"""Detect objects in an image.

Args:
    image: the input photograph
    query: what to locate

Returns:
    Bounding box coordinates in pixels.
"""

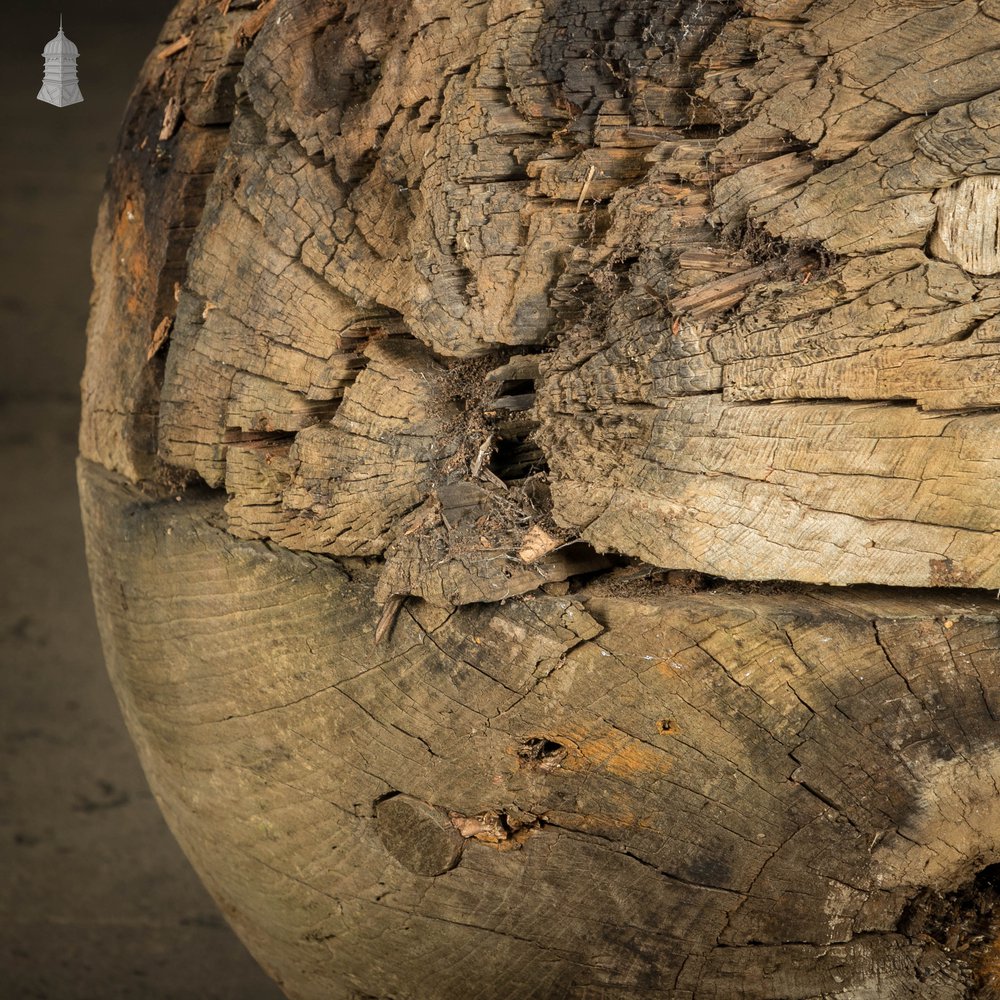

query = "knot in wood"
[375,794,464,877]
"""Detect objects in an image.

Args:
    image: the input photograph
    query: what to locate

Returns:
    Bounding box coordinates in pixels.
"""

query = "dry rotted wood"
[77,0,1000,996]
[109,0,1000,593]
[79,0,261,481]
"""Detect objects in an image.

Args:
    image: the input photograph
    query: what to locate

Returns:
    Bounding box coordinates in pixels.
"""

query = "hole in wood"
[517,737,566,763]
[488,433,546,481]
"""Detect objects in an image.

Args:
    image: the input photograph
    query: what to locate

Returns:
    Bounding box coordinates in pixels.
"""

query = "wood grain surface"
[78,0,1000,996]
[80,458,1000,999]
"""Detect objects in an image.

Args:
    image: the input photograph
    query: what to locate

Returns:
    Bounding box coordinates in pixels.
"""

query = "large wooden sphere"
[81,1,1000,997]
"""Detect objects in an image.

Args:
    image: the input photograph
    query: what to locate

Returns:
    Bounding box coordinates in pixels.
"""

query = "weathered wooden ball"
[80,1,1000,997]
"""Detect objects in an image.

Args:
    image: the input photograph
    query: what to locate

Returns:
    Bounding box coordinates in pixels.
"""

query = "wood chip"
[147,316,173,361]
[238,0,278,42]
[159,96,182,141]
[518,525,560,564]
[576,164,597,212]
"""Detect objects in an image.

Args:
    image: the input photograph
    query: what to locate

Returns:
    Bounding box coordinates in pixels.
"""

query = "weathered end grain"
[79,458,1000,1000]
[79,2,1000,996]
[116,0,1000,594]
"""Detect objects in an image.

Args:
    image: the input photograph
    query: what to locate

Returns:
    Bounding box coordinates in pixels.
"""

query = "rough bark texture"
[79,0,1000,997]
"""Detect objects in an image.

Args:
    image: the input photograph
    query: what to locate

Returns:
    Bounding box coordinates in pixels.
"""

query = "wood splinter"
[576,164,597,212]
[470,434,494,479]
[159,96,182,141]
[146,316,172,361]
[374,593,407,645]
[156,34,191,60]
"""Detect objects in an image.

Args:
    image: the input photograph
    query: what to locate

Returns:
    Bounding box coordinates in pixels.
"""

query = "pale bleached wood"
[931,176,1000,276]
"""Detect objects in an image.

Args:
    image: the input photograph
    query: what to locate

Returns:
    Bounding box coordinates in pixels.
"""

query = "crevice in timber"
[540,815,745,899]
[898,863,1000,997]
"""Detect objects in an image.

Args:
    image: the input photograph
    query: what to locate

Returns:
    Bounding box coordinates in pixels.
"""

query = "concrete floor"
[0,5,285,997]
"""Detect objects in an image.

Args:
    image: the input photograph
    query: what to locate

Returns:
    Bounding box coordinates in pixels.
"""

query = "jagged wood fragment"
[375,482,609,608]
[225,339,456,557]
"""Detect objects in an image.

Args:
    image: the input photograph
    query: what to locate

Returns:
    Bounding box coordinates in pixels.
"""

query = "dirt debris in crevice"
[899,863,1000,998]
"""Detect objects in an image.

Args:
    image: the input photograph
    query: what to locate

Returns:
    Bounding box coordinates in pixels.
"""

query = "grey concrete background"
[0,4,285,997]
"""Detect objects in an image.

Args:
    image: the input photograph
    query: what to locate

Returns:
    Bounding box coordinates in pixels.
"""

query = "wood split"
[477,467,508,492]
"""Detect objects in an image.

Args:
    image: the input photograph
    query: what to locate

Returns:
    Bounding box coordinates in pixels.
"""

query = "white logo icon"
[38,16,83,107]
